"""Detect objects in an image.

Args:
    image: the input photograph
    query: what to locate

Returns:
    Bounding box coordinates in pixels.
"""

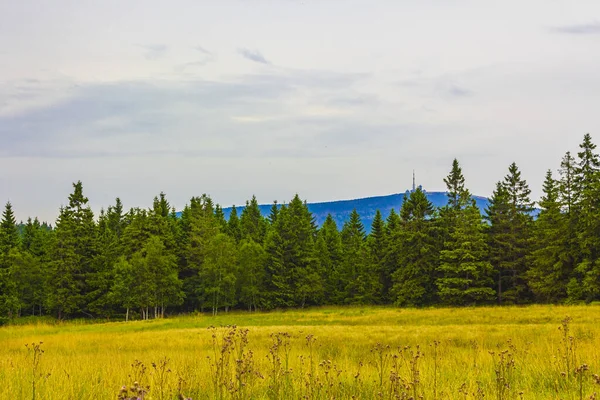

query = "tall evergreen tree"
[316,214,343,303]
[367,210,387,303]
[527,170,570,302]
[391,188,439,306]
[264,195,321,308]
[46,182,97,318]
[486,163,534,304]
[227,205,242,242]
[240,195,267,244]
[0,202,20,318]
[181,195,220,311]
[437,160,494,305]
[572,134,600,301]
[338,209,379,304]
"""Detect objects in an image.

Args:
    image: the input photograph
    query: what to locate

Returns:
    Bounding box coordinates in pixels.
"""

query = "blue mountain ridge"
[220,191,491,233]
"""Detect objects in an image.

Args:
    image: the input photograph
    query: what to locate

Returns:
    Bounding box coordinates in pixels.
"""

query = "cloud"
[194,46,213,55]
[0,69,374,160]
[137,44,168,60]
[447,85,472,97]
[550,21,600,35]
[238,48,270,64]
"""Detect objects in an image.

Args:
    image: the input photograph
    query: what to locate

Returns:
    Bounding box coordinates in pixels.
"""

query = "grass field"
[1,306,599,399]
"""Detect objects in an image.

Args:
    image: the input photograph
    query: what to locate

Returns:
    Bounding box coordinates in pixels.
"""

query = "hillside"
[222,190,490,232]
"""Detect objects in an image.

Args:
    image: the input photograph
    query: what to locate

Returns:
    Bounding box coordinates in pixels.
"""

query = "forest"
[0,133,599,322]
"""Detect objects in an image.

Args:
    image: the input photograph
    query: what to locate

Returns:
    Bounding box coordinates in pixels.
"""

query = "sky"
[1,0,600,223]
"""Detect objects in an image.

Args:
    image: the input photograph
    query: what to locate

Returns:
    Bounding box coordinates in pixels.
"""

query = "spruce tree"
[486,163,534,304]
[527,170,570,302]
[316,214,343,303]
[264,195,321,308]
[0,202,19,252]
[46,182,97,318]
[572,134,600,301]
[214,205,228,234]
[227,205,242,242]
[267,201,279,226]
[391,187,439,306]
[367,209,386,303]
[339,209,379,304]
[437,160,494,305]
[240,195,267,244]
[180,195,220,311]
[0,202,20,319]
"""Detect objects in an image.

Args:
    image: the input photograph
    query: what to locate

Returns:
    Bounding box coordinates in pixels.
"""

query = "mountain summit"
[222,191,490,232]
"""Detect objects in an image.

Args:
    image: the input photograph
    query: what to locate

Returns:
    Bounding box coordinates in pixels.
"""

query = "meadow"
[1,306,599,399]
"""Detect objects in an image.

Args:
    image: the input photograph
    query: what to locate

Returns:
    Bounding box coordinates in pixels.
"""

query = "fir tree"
[437,160,495,305]
[367,209,386,303]
[486,163,534,304]
[572,134,600,301]
[227,205,242,242]
[240,195,267,244]
[0,202,20,318]
[339,209,379,304]
[391,188,439,306]
[316,214,343,303]
[264,195,321,308]
[527,170,569,302]
[46,182,97,318]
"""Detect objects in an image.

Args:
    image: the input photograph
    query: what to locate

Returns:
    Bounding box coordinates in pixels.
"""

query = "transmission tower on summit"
[412,170,416,192]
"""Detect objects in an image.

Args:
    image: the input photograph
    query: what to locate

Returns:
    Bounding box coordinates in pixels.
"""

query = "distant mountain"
[221,190,490,233]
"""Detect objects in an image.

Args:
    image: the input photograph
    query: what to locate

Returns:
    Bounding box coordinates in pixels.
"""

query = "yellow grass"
[1,305,599,399]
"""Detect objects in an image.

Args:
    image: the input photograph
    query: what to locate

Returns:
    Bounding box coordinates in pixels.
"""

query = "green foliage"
[527,170,570,302]
[8,133,600,319]
[437,159,495,305]
[391,187,439,306]
[486,163,534,304]
[200,233,237,315]
[572,134,600,301]
[240,195,267,244]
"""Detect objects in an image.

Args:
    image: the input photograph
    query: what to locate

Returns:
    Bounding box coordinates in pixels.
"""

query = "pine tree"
[0,202,19,253]
[444,159,470,211]
[391,188,439,306]
[316,214,343,303]
[46,182,97,318]
[367,210,386,303]
[264,195,321,308]
[486,163,534,304]
[437,160,494,305]
[267,201,279,226]
[527,170,570,302]
[0,202,20,318]
[214,205,228,234]
[572,134,600,301]
[227,205,242,242]
[180,195,220,311]
[338,209,379,304]
[240,195,267,244]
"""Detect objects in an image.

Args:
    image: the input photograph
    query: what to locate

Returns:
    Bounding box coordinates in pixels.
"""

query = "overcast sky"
[1,0,600,222]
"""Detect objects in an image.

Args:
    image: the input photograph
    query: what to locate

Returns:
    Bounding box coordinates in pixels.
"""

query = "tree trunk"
[126,307,129,322]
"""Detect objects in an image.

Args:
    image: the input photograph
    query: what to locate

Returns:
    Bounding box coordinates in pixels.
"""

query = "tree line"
[0,133,599,321]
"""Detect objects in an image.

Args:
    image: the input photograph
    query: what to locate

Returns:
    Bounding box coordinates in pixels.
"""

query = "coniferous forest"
[1,133,600,322]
